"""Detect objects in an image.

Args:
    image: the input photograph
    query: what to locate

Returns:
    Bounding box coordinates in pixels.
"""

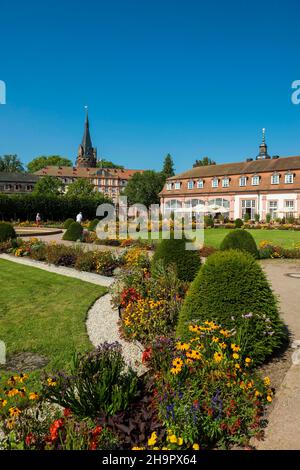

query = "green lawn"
[203,228,300,249]
[0,259,107,384]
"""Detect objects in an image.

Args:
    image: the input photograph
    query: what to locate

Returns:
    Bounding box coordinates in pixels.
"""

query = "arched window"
[208,198,230,209]
[185,199,205,208]
[164,199,182,211]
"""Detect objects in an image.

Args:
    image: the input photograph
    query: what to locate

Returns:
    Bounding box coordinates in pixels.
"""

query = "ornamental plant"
[153,321,274,449]
[63,218,75,229]
[0,222,16,242]
[151,235,201,282]
[234,218,243,228]
[177,250,285,364]
[220,229,258,258]
[42,343,138,418]
[62,222,83,242]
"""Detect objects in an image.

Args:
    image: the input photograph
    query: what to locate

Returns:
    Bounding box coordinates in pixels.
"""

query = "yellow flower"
[214,352,223,363]
[212,336,219,343]
[220,342,227,349]
[9,407,21,418]
[170,367,180,375]
[176,342,190,351]
[192,443,200,450]
[264,376,271,387]
[148,432,157,446]
[0,399,7,408]
[255,390,261,397]
[172,358,183,368]
[47,378,57,387]
[185,358,193,365]
[177,437,183,446]
[231,343,241,352]
[132,447,145,450]
[189,325,200,333]
[29,392,39,400]
[168,434,178,444]
[220,329,230,337]
[6,418,15,429]
[232,353,239,360]
[6,388,19,398]
[267,395,272,402]
[235,363,241,370]
[190,350,202,360]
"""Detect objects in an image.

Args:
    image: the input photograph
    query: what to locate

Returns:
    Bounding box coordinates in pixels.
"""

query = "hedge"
[63,218,75,229]
[0,222,16,242]
[176,250,285,364]
[62,222,83,241]
[220,229,258,258]
[0,194,111,222]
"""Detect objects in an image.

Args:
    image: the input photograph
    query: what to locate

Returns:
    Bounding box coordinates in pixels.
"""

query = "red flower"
[91,426,102,437]
[89,439,98,450]
[49,419,64,441]
[193,400,199,408]
[25,433,35,446]
[63,408,72,417]
[142,347,152,364]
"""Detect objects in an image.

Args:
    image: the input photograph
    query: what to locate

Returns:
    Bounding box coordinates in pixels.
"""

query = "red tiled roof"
[35,166,144,179]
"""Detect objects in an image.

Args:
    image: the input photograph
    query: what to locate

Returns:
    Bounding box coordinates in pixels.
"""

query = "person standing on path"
[36,213,41,227]
[76,212,83,224]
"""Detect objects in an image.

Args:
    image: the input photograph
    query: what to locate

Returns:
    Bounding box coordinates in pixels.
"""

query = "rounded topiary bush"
[63,218,75,230]
[234,218,243,228]
[176,250,285,364]
[88,218,99,232]
[220,229,258,258]
[0,222,16,242]
[62,222,83,242]
[151,235,201,282]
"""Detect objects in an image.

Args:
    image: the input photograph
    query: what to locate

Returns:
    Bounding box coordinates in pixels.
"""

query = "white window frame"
[222,177,229,188]
[252,175,260,186]
[212,178,218,188]
[285,173,294,184]
[285,200,294,209]
[268,200,278,219]
[174,182,181,190]
[239,176,247,187]
[187,180,194,189]
[197,179,204,189]
[166,183,172,190]
[271,174,279,185]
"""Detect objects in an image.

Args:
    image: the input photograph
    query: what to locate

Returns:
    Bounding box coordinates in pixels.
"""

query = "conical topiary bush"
[62,222,83,242]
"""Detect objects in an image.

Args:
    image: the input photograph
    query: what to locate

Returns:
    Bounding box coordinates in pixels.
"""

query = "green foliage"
[0,154,24,173]
[266,213,271,223]
[204,215,214,227]
[220,229,258,258]
[0,193,110,221]
[63,218,75,229]
[254,213,260,222]
[123,170,165,207]
[62,222,83,241]
[27,156,72,173]
[43,343,138,418]
[33,176,63,196]
[193,156,216,167]
[96,159,124,169]
[66,178,95,198]
[151,236,201,282]
[88,218,99,231]
[234,218,243,228]
[176,250,285,363]
[162,153,175,179]
[0,222,16,242]
[243,213,250,222]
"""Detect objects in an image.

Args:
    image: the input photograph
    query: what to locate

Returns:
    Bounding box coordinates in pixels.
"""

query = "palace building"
[35,111,143,201]
[160,131,300,220]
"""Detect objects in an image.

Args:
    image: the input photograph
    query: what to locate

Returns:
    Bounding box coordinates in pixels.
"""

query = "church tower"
[76,108,97,168]
[256,128,271,160]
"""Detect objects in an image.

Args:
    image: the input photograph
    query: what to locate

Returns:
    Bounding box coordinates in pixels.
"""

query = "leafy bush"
[266,213,271,223]
[254,213,260,223]
[151,236,201,282]
[74,251,95,272]
[220,229,258,258]
[43,343,138,418]
[63,218,75,229]
[204,215,214,228]
[62,222,83,242]
[234,218,243,228]
[45,244,82,266]
[88,218,100,232]
[243,213,250,222]
[176,250,285,364]
[151,321,274,449]
[0,222,16,242]
[93,251,119,276]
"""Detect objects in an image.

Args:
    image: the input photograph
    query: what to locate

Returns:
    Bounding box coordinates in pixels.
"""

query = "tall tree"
[0,154,24,173]
[66,178,95,198]
[123,171,165,208]
[193,156,216,167]
[162,153,175,179]
[27,156,72,173]
[33,176,63,196]
[96,159,124,169]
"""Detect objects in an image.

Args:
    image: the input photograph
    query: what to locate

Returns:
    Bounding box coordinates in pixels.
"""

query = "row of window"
[3,184,34,191]
[167,173,295,190]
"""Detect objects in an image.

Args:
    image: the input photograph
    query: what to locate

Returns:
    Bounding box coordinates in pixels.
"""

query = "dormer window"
[187,180,194,189]
[222,177,230,188]
[212,178,218,188]
[197,179,204,188]
[285,172,294,184]
[252,175,260,186]
[271,173,280,185]
[239,176,247,187]
[174,182,181,190]
[166,183,172,190]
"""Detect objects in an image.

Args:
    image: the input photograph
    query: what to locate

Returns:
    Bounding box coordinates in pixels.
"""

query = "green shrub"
[176,250,285,364]
[0,222,16,242]
[204,215,214,227]
[45,243,83,266]
[243,213,250,222]
[75,251,95,272]
[220,229,258,258]
[254,213,260,222]
[43,343,138,418]
[62,222,83,241]
[234,218,243,228]
[266,213,271,223]
[151,236,201,282]
[88,218,100,231]
[63,218,75,229]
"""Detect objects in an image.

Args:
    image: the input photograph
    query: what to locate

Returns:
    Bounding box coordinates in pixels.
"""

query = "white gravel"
[86,293,147,376]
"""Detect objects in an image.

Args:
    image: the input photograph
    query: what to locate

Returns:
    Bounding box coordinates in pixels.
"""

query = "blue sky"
[0,0,300,173]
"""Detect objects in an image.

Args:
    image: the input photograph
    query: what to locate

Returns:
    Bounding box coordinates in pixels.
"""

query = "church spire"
[256,128,271,160]
[76,107,97,168]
